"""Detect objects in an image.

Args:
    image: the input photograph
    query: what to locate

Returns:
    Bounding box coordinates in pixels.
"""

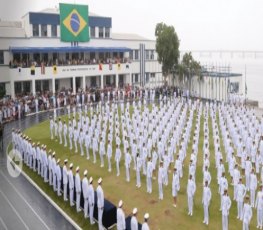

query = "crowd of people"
[0,86,182,124]
[11,90,263,229]
[9,57,131,69]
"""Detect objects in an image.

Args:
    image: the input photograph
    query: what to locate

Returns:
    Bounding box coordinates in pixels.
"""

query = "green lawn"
[19,104,258,230]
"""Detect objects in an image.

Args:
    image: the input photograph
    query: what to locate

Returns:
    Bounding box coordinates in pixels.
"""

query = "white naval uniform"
[250,173,257,207]
[96,185,104,230]
[172,171,180,197]
[82,177,89,218]
[63,124,68,147]
[142,222,150,230]
[236,183,246,220]
[202,185,212,225]
[158,166,165,200]
[75,173,81,212]
[130,216,138,230]
[56,164,62,196]
[68,125,73,150]
[88,183,95,224]
[117,207,126,230]
[48,155,53,185]
[68,169,74,206]
[255,190,263,228]
[52,158,57,191]
[221,194,231,230]
[107,143,112,172]
[115,148,121,176]
[62,165,68,201]
[242,203,252,230]
[125,152,132,182]
[187,178,196,215]
[146,161,153,193]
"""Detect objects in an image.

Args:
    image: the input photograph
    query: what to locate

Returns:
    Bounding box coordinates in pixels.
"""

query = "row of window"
[129,50,155,60]
[90,27,110,38]
[13,52,125,62]
[133,73,156,83]
[33,24,57,37]
[32,24,110,39]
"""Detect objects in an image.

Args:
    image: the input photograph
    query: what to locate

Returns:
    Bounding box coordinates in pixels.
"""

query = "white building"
[0,8,163,98]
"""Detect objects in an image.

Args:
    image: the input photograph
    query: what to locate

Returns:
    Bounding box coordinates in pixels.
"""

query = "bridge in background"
[181,50,263,59]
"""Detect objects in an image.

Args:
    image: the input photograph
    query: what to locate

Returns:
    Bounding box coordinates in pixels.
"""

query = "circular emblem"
[70,13,80,33]
[7,148,23,178]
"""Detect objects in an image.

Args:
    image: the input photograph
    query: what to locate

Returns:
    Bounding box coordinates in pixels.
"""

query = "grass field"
[20,104,259,230]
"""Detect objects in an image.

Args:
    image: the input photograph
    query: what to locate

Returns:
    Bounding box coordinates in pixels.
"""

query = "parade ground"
[15,99,260,230]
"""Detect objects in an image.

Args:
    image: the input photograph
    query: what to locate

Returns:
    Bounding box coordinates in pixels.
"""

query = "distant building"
[0,7,163,98]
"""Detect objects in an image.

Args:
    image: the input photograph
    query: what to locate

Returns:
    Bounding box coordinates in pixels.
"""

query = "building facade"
[0,8,163,98]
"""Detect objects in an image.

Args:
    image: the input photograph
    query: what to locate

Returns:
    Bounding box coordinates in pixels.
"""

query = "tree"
[155,23,180,83]
[179,52,202,96]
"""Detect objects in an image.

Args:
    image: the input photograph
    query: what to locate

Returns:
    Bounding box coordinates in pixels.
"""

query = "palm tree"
[180,52,202,96]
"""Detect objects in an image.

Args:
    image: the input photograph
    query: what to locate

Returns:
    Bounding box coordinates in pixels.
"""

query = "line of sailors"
[12,128,150,230]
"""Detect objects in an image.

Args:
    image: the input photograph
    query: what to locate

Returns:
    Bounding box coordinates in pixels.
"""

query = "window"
[33,53,40,63]
[145,50,150,60]
[41,24,47,37]
[51,25,57,37]
[150,50,154,60]
[0,51,3,64]
[135,74,139,83]
[146,73,149,83]
[43,80,49,91]
[90,52,95,60]
[129,51,133,60]
[42,53,48,62]
[72,53,79,60]
[99,27,104,38]
[105,28,110,38]
[90,27,95,38]
[32,24,39,37]
[91,77,97,87]
[151,73,155,78]
[36,80,41,92]
[134,50,139,60]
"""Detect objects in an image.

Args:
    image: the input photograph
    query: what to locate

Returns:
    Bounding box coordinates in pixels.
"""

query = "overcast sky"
[0,0,263,51]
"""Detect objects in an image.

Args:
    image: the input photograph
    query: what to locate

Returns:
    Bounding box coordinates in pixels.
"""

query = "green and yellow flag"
[59,3,89,42]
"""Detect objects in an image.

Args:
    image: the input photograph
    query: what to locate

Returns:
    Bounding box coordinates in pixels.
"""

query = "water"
[191,51,263,107]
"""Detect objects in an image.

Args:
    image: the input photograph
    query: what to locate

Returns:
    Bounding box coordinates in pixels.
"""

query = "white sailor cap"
[52,151,56,157]
[98,177,102,184]
[57,159,60,164]
[132,208,138,215]
[69,163,73,168]
[48,149,52,154]
[89,177,93,183]
[84,170,88,176]
[76,166,80,172]
[118,200,123,208]
[144,213,149,219]
[64,159,68,163]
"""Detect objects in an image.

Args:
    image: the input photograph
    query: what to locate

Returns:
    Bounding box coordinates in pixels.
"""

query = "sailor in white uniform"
[202,181,212,225]
[96,178,104,230]
[68,163,74,206]
[130,208,138,230]
[82,170,89,218]
[75,166,81,212]
[62,159,68,201]
[116,200,126,230]
[88,177,95,225]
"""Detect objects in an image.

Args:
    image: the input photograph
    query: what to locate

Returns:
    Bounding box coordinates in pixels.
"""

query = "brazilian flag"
[59,3,89,42]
